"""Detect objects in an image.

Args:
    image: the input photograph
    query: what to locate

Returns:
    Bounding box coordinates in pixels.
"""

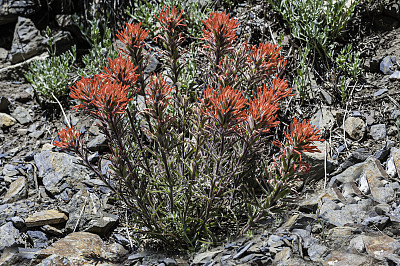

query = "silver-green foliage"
[269,0,358,57]
[25,46,77,100]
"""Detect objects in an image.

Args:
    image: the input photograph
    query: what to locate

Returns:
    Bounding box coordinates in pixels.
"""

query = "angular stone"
[363,235,400,261]
[311,108,335,131]
[0,113,16,128]
[27,230,48,248]
[3,176,26,203]
[391,147,400,178]
[0,222,20,252]
[9,17,46,64]
[370,124,386,140]
[323,251,370,266]
[344,117,365,140]
[35,232,128,265]
[34,150,90,195]
[0,0,40,26]
[308,244,328,262]
[25,209,68,227]
[12,106,32,125]
[273,247,292,265]
[364,157,394,204]
[192,249,221,264]
[301,141,335,181]
[85,212,118,235]
[0,247,40,265]
[389,70,400,81]
[380,56,396,75]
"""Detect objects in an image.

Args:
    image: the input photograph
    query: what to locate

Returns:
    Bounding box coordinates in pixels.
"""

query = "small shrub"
[25,46,76,101]
[55,7,323,251]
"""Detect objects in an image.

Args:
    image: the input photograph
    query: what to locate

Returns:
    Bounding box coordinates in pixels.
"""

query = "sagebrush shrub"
[55,6,323,250]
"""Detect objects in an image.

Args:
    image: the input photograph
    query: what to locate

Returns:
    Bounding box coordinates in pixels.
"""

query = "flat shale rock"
[34,232,127,265]
[34,150,90,195]
[0,222,20,252]
[323,251,371,266]
[25,209,68,227]
[2,176,26,203]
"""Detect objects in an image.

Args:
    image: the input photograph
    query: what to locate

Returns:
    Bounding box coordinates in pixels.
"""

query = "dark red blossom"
[201,11,240,66]
[54,126,81,149]
[155,6,186,32]
[199,85,247,129]
[284,118,324,154]
[101,55,139,85]
[246,86,280,134]
[247,43,285,74]
[70,75,132,117]
[146,74,174,111]
[117,22,149,52]
[201,11,239,50]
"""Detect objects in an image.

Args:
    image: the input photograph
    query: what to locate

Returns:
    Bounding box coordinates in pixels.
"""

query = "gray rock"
[389,70,400,81]
[35,232,128,265]
[362,215,389,230]
[301,141,336,181]
[0,52,48,81]
[320,89,333,105]
[364,157,394,203]
[87,133,108,152]
[370,124,386,140]
[9,17,46,64]
[52,30,74,55]
[308,244,328,262]
[12,106,32,125]
[28,130,44,139]
[320,209,354,227]
[144,54,161,74]
[0,222,20,252]
[319,199,340,215]
[363,234,400,261]
[273,247,292,265]
[0,113,16,128]
[7,216,25,230]
[34,150,90,195]
[323,251,371,266]
[0,0,40,26]
[113,233,130,248]
[192,249,221,264]
[340,148,371,171]
[2,176,26,203]
[233,241,253,260]
[41,225,64,237]
[380,56,397,75]
[25,209,68,227]
[85,212,118,235]
[0,97,10,113]
[311,108,335,132]
[344,117,365,140]
[373,88,388,97]
[27,230,48,248]
[2,164,19,177]
[0,247,40,265]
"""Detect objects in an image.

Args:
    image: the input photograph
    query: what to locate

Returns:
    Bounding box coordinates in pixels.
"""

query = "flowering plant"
[55,7,323,250]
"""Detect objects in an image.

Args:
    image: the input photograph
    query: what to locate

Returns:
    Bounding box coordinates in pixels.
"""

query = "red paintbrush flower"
[101,55,139,86]
[284,118,324,154]
[146,74,174,112]
[70,75,132,117]
[117,22,149,53]
[247,43,285,74]
[247,85,280,134]
[201,11,239,50]
[92,80,132,116]
[54,126,81,149]
[199,85,247,129]
[155,5,186,32]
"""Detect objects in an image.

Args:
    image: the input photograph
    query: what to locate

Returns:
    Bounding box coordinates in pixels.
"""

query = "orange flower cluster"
[201,11,239,52]
[156,6,186,32]
[199,85,247,129]
[101,55,139,85]
[54,126,81,149]
[199,79,292,133]
[247,43,285,74]
[146,74,174,112]
[284,118,324,154]
[117,22,149,52]
[70,75,132,117]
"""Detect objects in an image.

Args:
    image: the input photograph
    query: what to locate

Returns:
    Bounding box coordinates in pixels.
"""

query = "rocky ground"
[2,1,400,266]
